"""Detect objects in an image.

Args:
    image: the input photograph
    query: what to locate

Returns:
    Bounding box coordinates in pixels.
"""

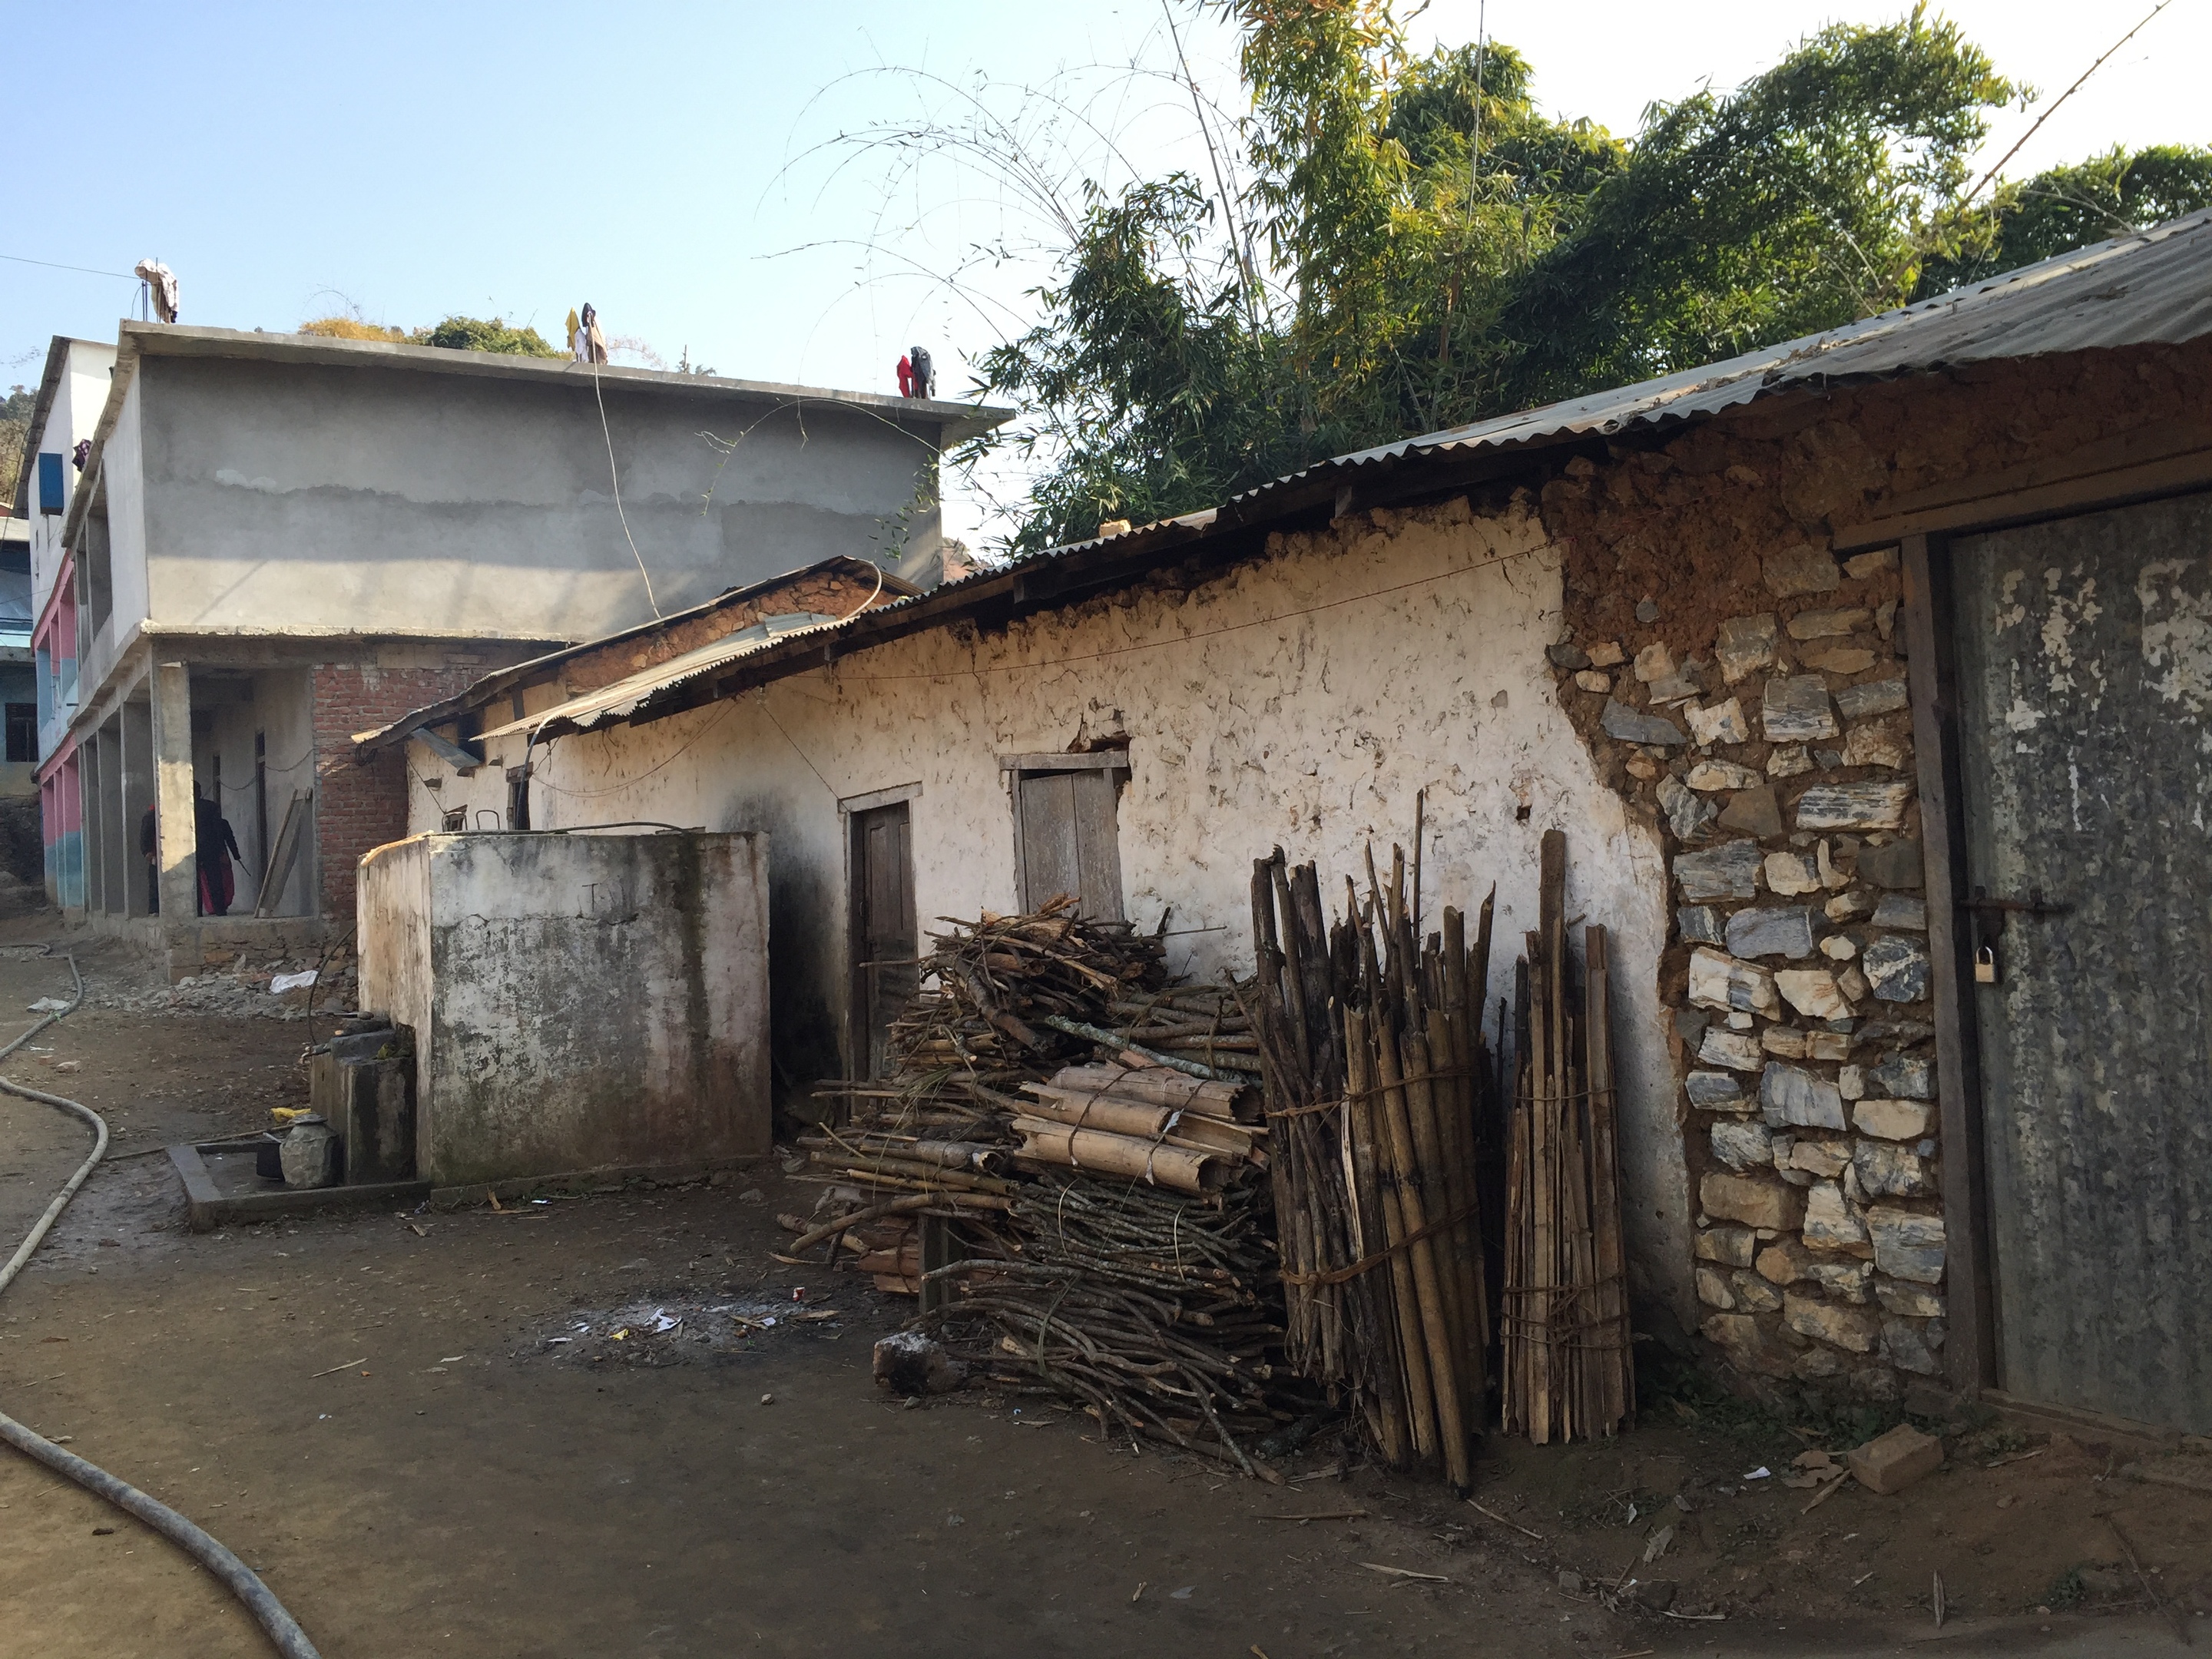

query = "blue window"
[36,453,65,516]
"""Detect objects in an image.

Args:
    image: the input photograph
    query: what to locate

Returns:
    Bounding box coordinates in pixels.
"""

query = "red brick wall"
[313,661,492,922]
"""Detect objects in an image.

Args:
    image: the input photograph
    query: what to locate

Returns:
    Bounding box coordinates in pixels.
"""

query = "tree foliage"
[411,316,561,357]
[0,383,31,507]
[298,313,561,356]
[969,2,2210,552]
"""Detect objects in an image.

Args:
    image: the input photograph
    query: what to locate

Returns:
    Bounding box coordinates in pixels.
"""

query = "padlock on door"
[1974,945,1999,984]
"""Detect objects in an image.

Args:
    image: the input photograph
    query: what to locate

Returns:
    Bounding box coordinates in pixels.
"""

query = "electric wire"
[0,252,138,280]
[588,359,663,621]
[0,955,323,1657]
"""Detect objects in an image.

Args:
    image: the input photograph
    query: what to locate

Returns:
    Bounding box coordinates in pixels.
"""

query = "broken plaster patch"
[2139,557,2212,715]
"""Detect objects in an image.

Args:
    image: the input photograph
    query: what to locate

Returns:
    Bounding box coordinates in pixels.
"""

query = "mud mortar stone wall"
[1535,340,2212,1401]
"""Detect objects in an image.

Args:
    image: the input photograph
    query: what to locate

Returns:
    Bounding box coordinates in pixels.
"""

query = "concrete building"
[363,213,2212,1435]
[0,518,35,799]
[36,320,1002,972]
[12,337,121,892]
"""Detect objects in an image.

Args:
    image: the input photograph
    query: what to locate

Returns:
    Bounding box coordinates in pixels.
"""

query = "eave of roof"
[353,553,917,751]
[367,208,2212,758]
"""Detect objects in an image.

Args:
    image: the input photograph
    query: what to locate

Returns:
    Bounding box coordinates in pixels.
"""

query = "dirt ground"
[0,919,2202,1657]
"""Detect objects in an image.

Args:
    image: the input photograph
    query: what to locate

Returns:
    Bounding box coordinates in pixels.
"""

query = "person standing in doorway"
[194,786,243,917]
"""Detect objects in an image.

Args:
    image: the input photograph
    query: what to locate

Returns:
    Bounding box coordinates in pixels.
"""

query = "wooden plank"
[253,790,311,918]
[1901,532,1998,1394]
[410,725,482,777]
[1016,771,1080,912]
[1835,449,2212,551]
[1071,767,1126,922]
[996,752,1132,773]
[1872,422,2212,521]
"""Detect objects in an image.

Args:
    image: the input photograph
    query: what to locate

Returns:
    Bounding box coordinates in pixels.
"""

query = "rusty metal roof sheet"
[478,610,842,741]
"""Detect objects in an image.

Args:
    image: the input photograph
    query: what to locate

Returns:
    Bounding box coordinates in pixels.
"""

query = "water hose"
[0,953,323,1658]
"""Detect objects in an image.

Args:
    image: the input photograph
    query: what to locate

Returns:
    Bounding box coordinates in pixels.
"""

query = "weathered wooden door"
[850,802,916,1078]
[1014,764,1126,920]
[1949,492,2212,1432]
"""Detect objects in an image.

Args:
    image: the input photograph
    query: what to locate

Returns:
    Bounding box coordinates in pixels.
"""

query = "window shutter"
[37,453,65,516]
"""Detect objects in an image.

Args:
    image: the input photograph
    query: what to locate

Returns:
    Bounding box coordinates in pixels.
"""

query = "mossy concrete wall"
[359,830,770,1185]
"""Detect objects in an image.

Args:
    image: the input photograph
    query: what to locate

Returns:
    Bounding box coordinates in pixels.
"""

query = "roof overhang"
[353,553,918,755]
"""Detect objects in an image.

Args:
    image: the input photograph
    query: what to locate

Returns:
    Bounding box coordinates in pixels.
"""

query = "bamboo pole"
[1343,1003,1412,1468]
[1370,993,1471,1492]
[1586,924,1632,1433]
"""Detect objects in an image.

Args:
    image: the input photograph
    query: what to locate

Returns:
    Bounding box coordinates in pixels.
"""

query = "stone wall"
[1535,338,2212,1401]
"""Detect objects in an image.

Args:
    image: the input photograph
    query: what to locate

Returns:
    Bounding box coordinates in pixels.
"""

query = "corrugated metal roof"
[350,553,912,751]
[1310,207,2212,478]
[479,611,840,740]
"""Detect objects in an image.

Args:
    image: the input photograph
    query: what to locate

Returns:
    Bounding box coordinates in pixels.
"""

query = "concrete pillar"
[80,732,104,915]
[122,699,157,919]
[98,718,127,916]
[153,664,199,928]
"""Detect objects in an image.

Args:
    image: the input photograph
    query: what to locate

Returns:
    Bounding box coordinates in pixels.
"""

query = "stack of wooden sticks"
[1243,842,1496,1491]
[1502,831,1633,1443]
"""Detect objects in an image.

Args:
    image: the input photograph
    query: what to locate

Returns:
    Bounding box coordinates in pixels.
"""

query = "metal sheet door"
[851,803,916,1079]
[1949,492,2212,1431]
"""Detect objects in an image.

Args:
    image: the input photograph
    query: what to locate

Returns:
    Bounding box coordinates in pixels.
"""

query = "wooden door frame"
[1001,750,1130,913]
[1901,530,1998,1396]
[1897,459,2212,1401]
[842,783,922,1082]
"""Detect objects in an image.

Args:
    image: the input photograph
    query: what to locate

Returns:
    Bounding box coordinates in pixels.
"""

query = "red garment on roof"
[896,354,915,397]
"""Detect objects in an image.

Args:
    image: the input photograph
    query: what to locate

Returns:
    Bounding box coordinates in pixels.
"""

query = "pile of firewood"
[807,896,1184,1142]
[916,1172,1289,1474]
[1242,817,1632,1475]
[784,897,1297,1473]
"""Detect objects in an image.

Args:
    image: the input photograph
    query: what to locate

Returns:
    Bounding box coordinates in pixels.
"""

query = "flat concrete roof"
[120,323,1015,445]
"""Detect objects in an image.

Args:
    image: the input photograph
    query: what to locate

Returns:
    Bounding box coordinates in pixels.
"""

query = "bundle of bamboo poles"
[1243,842,1495,1492]
[1502,830,1633,1443]
[916,1173,1287,1475]
[1009,1063,1263,1195]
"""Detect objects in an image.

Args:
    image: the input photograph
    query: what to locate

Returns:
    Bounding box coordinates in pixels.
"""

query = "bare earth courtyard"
[0,928,2200,1659]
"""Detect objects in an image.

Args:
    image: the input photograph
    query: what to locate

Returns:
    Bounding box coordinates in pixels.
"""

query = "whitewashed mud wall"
[406,496,1695,1323]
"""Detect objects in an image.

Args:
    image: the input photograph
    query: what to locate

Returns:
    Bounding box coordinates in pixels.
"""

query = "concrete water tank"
[356,830,770,1187]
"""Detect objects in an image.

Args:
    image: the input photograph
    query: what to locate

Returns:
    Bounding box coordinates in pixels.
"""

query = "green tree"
[1918,144,2212,293]
[409,316,561,357]
[965,4,2208,551]
[0,384,33,508]
[1494,11,2011,406]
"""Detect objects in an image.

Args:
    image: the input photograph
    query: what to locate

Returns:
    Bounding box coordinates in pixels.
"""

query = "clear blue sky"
[12,2,2204,547]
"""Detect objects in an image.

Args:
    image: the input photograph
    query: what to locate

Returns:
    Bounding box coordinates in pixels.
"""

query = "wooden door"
[850,803,917,1079]
[1949,492,2212,1431]
[1015,765,1126,920]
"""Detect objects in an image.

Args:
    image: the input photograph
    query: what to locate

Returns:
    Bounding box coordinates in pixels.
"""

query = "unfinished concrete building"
[45,321,1002,973]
